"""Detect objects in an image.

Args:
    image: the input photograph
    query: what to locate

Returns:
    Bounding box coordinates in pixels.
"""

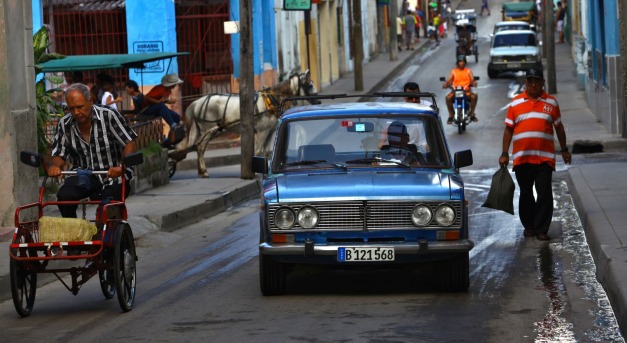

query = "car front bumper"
[260,239,474,257]
[488,61,539,72]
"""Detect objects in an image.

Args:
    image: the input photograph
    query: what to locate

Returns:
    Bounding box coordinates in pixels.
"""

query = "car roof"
[281,102,439,120]
[494,29,536,36]
[495,21,529,27]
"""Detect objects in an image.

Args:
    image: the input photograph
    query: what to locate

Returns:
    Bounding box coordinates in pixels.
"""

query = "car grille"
[268,201,463,230]
[498,55,536,62]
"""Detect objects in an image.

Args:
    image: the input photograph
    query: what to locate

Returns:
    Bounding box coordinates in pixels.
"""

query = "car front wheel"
[260,254,286,296]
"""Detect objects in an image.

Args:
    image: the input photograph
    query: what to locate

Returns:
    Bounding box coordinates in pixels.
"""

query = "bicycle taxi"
[453,9,479,62]
[8,52,188,317]
[9,151,143,317]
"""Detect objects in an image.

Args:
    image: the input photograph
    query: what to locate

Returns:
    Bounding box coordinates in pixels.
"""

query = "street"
[1,7,625,343]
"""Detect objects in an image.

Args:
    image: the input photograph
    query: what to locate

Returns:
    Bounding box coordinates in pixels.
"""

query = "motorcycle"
[440,76,480,134]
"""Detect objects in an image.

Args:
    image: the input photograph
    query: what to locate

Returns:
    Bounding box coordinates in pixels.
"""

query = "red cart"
[8,151,143,317]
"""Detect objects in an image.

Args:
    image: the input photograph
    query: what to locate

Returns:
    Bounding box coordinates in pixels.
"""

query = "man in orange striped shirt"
[498,68,571,241]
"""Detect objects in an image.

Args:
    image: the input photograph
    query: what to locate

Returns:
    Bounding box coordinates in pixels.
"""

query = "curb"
[140,178,260,233]
[566,166,627,333]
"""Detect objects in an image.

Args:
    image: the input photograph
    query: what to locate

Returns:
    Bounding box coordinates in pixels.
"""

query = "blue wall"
[125,0,180,86]
[587,0,619,85]
[230,0,274,79]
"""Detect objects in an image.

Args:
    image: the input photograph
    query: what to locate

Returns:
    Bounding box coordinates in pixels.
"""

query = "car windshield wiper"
[283,160,347,170]
[345,157,410,168]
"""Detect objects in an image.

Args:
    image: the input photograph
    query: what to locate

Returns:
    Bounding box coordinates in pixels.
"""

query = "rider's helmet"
[456,55,467,65]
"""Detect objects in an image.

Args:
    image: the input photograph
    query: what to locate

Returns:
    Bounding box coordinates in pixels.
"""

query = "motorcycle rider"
[442,55,478,125]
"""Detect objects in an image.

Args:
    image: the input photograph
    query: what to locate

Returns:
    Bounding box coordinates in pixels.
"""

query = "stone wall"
[130,148,170,195]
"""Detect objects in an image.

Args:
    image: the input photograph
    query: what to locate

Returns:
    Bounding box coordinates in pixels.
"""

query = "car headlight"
[275,207,296,229]
[411,204,433,226]
[434,205,456,226]
[297,206,319,229]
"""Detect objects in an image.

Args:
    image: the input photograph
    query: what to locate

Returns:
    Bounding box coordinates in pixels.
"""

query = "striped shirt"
[505,91,562,169]
[50,104,138,186]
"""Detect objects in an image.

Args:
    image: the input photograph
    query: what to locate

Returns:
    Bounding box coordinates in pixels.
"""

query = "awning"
[39,52,189,73]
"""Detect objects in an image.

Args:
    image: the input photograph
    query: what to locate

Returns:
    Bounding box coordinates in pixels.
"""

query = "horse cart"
[8,151,143,317]
[453,10,479,62]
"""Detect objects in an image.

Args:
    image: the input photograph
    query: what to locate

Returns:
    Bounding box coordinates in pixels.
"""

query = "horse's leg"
[195,126,221,178]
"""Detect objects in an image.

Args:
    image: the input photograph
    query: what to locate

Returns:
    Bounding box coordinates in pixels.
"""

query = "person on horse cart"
[143,73,183,129]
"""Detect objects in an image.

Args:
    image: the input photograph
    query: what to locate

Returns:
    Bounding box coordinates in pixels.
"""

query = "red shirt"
[505,91,562,169]
[144,85,171,108]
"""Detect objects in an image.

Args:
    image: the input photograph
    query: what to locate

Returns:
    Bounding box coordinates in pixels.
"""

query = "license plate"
[507,63,521,68]
[337,247,395,262]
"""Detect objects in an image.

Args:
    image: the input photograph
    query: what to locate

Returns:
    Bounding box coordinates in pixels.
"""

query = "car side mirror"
[252,156,268,174]
[454,150,473,169]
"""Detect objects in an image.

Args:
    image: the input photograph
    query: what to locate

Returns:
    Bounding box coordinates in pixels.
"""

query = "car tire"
[259,254,286,296]
[441,252,469,292]
[487,67,498,79]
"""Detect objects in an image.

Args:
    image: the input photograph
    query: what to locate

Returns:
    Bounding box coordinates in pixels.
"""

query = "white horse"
[172,70,320,177]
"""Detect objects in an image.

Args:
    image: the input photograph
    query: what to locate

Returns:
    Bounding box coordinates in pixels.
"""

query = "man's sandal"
[447,117,454,125]
[470,116,478,122]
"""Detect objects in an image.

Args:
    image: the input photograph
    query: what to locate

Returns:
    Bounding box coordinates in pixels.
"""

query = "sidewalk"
[2,36,627,333]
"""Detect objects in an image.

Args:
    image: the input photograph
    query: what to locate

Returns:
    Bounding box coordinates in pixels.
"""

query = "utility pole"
[389,0,398,61]
[353,0,364,91]
[377,4,386,54]
[240,0,254,179]
[618,0,627,138]
[543,0,556,93]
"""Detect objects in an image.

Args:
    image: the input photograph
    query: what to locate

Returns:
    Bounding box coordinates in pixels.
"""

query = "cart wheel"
[168,159,176,178]
[114,223,136,312]
[10,232,38,318]
[99,269,115,299]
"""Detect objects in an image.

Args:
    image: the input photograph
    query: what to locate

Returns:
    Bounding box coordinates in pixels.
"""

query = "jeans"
[144,103,181,128]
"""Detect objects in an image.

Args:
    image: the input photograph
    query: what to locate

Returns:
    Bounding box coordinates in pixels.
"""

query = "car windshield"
[273,115,450,171]
[493,33,536,47]
[496,24,528,32]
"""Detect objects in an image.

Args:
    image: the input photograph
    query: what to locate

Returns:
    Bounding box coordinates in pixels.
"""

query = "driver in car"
[380,121,422,166]
[442,55,478,125]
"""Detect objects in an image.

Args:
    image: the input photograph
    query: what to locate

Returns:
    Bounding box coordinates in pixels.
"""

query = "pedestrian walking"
[498,68,571,241]
[556,1,566,43]
[480,0,491,16]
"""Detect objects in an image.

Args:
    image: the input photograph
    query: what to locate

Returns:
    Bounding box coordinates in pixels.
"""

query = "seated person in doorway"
[47,83,138,218]
[143,73,184,129]
[380,121,424,166]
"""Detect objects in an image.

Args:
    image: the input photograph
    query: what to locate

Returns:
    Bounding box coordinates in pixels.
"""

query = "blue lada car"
[252,101,474,295]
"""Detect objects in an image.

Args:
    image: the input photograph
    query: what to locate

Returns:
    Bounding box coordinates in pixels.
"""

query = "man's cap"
[161,73,184,87]
[525,68,544,80]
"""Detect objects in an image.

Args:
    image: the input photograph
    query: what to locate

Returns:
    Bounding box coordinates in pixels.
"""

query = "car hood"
[265,170,463,202]
[490,46,538,56]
